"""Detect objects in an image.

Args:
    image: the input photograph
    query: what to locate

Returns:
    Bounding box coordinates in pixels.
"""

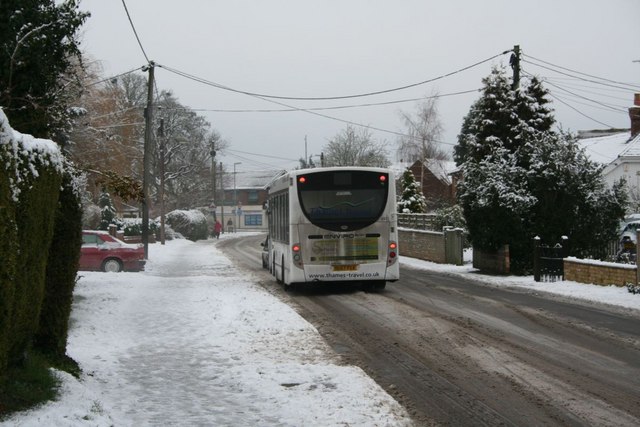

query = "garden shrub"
[166,209,208,241]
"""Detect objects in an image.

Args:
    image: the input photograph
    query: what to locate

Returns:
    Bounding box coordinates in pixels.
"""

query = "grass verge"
[0,350,80,420]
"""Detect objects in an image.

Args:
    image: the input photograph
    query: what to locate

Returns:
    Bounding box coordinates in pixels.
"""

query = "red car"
[80,230,146,272]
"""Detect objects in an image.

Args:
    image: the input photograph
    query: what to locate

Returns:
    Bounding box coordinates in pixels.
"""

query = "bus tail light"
[292,243,303,268]
[387,241,398,266]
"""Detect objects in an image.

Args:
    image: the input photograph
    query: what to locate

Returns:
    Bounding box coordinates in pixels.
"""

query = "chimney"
[631,93,640,138]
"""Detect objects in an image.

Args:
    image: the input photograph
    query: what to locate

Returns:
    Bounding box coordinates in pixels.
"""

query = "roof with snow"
[390,160,457,185]
[232,169,284,190]
[577,130,640,165]
[424,159,457,184]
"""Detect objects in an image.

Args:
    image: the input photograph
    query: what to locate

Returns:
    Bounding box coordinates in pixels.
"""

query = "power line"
[523,53,640,90]
[165,89,480,113]
[85,66,146,87]
[547,92,615,129]
[157,52,506,101]
[121,0,150,63]
[540,78,632,102]
[158,63,465,145]
[223,151,296,170]
[225,148,299,162]
[541,79,628,113]
[522,70,620,128]
[522,58,640,92]
[86,106,143,121]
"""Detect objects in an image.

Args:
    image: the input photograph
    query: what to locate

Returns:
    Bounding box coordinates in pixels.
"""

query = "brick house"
[216,169,282,231]
[407,159,458,210]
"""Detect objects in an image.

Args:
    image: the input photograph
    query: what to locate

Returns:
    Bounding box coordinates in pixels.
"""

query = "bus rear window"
[297,170,389,231]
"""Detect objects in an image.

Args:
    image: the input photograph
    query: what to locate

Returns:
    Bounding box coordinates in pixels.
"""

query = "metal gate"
[533,238,568,282]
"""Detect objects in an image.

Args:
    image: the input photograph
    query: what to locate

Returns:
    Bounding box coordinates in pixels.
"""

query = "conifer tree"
[397,169,427,213]
[456,66,626,273]
[0,0,89,140]
[98,190,116,231]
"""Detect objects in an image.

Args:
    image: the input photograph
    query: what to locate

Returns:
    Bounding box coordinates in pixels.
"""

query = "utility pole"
[142,61,155,258]
[159,118,166,245]
[211,140,217,221]
[219,162,225,233]
[510,45,521,90]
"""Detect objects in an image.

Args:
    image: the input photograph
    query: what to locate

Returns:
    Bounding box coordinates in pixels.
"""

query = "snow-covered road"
[5,236,411,426]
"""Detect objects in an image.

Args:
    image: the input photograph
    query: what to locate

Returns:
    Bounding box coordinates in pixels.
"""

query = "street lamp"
[233,162,241,225]
[233,162,242,204]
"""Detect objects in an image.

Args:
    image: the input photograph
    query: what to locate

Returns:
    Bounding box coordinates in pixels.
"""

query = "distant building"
[391,160,458,211]
[578,93,640,212]
[215,169,282,232]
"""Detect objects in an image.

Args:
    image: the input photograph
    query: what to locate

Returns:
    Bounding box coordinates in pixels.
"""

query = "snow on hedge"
[0,108,65,201]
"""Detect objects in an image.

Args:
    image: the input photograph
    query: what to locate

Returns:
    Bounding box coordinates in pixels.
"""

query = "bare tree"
[323,125,389,167]
[68,69,227,209]
[66,63,145,201]
[396,94,448,163]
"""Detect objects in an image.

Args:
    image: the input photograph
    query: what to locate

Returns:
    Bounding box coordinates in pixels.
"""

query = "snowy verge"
[5,237,412,427]
[401,256,640,313]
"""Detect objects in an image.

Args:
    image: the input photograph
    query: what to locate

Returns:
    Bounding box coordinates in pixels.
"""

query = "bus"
[266,166,399,291]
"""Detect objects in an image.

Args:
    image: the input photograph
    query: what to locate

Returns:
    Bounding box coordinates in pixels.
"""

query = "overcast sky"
[79,0,640,171]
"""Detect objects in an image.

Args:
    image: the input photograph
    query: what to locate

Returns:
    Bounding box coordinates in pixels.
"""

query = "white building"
[578,93,640,211]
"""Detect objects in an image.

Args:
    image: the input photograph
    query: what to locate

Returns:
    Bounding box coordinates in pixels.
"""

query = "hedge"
[0,110,71,375]
[9,164,62,366]
[34,172,83,359]
[0,146,17,376]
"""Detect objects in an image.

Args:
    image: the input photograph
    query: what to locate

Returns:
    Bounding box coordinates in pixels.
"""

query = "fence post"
[444,228,464,265]
[533,236,541,282]
[561,235,568,280]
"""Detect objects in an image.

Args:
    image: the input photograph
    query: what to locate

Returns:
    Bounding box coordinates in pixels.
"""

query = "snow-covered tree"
[0,0,89,140]
[397,169,427,213]
[456,66,626,273]
[98,190,116,231]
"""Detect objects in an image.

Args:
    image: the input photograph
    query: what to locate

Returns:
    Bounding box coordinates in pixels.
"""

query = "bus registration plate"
[332,264,358,272]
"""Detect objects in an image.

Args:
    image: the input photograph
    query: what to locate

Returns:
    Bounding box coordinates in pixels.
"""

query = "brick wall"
[398,228,446,264]
[473,245,510,275]
[564,257,635,287]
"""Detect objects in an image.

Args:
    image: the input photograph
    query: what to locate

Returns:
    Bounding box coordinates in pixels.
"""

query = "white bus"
[266,167,399,291]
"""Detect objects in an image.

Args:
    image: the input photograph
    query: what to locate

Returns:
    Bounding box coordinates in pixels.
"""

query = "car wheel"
[103,258,123,272]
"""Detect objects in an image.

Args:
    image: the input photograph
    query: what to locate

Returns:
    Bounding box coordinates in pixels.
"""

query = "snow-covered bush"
[82,203,101,229]
[397,168,427,213]
[165,209,208,241]
[433,204,466,231]
[455,66,627,273]
[121,217,159,236]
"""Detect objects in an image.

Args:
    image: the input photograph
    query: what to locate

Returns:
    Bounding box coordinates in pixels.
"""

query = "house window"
[244,214,262,226]
[248,190,259,203]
